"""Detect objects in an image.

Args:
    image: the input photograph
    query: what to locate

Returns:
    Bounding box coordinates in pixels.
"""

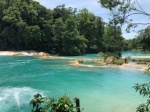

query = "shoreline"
[69,60,148,71]
[0,51,51,59]
[0,51,149,71]
[0,51,37,56]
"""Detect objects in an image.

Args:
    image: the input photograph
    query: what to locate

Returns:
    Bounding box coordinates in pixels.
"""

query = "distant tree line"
[98,0,150,52]
[123,26,150,52]
[0,0,124,56]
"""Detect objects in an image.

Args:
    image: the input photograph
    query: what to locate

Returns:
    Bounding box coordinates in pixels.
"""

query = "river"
[0,51,150,112]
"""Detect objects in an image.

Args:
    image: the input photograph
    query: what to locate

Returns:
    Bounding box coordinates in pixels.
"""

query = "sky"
[35,0,150,39]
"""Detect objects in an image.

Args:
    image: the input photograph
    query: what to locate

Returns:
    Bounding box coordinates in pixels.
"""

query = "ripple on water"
[0,55,150,112]
[0,87,44,112]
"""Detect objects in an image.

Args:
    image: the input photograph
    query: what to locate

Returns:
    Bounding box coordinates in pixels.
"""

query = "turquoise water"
[62,53,100,59]
[122,51,150,57]
[0,52,150,112]
[60,51,150,59]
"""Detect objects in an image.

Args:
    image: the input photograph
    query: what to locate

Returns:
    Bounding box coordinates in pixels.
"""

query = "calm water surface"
[0,52,150,112]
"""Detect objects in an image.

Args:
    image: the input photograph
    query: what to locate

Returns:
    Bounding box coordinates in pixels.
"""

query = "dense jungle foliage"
[125,26,150,51]
[0,0,124,56]
[123,26,150,52]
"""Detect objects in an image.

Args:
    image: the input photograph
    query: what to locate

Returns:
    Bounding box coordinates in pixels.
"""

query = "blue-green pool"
[0,52,150,112]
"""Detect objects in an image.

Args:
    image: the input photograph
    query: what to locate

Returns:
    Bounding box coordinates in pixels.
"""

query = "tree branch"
[135,0,145,13]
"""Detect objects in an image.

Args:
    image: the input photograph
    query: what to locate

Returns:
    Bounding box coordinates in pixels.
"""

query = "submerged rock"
[35,52,51,59]
[38,52,50,56]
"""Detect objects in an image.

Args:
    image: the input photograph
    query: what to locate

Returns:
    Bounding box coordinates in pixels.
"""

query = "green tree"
[30,93,78,112]
[0,0,5,32]
[53,4,76,21]
[63,17,87,55]
[30,2,54,52]
[53,17,87,56]
[76,8,104,53]
[0,0,55,51]
[1,0,33,50]
[24,25,41,50]
[98,0,150,31]
[102,23,123,57]
[94,17,104,52]
[122,39,132,51]
[136,26,150,51]
[41,20,54,53]
[53,18,66,54]
[123,38,142,51]
[133,82,150,112]
[0,0,107,55]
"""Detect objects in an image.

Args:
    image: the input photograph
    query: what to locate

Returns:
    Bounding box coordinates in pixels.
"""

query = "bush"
[133,82,150,112]
[30,93,79,112]
[132,58,150,62]
[145,64,150,74]
[137,61,147,64]
[114,58,124,65]
[98,52,121,61]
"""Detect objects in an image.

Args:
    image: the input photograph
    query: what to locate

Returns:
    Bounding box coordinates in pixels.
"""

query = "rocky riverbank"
[0,51,51,59]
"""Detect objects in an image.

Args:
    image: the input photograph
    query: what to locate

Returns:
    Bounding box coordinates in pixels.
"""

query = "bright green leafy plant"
[30,93,79,112]
[133,82,150,112]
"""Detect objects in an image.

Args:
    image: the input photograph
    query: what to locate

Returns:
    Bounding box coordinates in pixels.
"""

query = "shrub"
[114,58,124,65]
[133,82,150,112]
[98,52,120,61]
[137,61,147,64]
[30,93,79,112]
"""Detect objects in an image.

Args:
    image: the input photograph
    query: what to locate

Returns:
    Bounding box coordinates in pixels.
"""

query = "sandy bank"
[0,51,37,56]
[0,51,149,71]
[69,60,148,71]
[69,60,80,66]
[0,51,51,59]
